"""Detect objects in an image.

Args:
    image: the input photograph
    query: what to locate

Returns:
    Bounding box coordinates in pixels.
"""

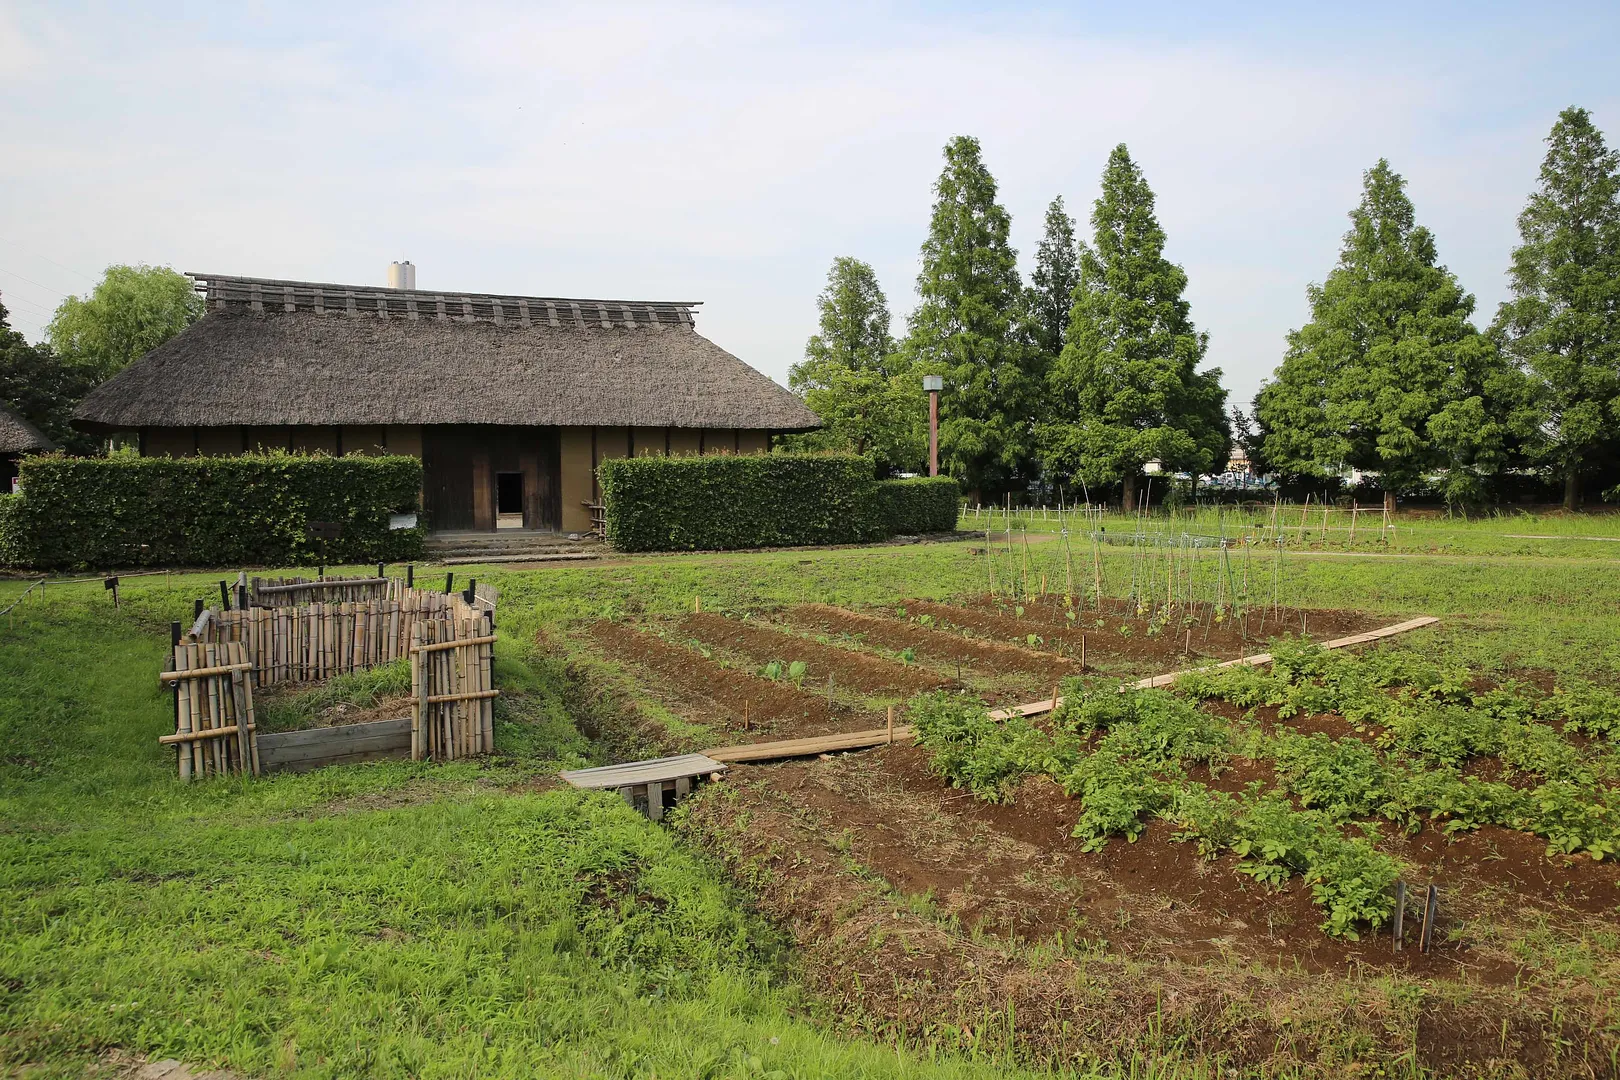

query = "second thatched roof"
[0,403,52,455]
[75,273,821,433]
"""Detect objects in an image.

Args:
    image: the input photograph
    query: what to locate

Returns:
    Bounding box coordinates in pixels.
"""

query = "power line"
[0,266,69,299]
[0,291,57,320]
[0,236,96,285]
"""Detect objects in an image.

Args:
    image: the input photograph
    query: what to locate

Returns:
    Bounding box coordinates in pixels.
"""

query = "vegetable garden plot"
[679,748,1615,1078]
[675,612,954,697]
[781,603,1077,684]
[902,597,1378,669]
[586,621,881,743]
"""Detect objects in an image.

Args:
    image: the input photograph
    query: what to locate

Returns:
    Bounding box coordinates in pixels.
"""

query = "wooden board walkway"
[711,614,1442,761]
[560,753,727,821]
[560,753,726,789]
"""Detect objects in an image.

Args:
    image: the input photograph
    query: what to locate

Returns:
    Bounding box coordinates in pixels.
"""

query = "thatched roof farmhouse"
[75,273,819,533]
[1,403,52,492]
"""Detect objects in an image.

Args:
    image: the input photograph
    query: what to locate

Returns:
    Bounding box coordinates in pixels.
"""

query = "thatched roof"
[0,403,52,454]
[75,273,821,432]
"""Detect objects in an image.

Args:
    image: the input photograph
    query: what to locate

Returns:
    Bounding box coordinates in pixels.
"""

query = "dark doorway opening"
[496,472,524,515]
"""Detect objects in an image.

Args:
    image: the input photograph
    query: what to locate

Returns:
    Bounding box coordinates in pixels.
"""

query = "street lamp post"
[922,375,943,477]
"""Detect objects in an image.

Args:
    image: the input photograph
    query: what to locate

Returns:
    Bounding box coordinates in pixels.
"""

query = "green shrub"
[1547,681,1620,740]
[874,476,960,534]
[599,453,888,552]
[0,493,26,567]
[2,451,424,570]
[1060,750,1171,850]
[908,690,1071,802]
[1271,731,1393,820]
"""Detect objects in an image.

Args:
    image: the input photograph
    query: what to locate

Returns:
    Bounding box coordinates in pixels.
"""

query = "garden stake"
[743,700,750,732]
[1393,881,1406,952]
[1420,885,1439,953]
[886,705,894,745]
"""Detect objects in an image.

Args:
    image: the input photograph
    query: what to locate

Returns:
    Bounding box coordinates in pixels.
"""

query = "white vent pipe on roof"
[387,261,416,290]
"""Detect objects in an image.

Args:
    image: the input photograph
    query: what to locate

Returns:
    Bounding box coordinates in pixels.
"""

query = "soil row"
[676,612,951,697]
[586,621,880,743]
[782,603,1076,682]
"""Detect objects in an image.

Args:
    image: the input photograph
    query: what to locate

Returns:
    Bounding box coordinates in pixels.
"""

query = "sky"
[1,1,1617,409]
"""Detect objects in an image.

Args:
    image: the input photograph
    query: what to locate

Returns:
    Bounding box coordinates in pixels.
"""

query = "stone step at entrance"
[423,530,605,563]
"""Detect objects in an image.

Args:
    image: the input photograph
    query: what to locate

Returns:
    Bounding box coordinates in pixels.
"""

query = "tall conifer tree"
[1258,161,1516,508]
[1041,144,1227,509]
[785,257,922,473]
[903,136,1036,498]
[1493,107,1620,509]
[1027,196,1080,363]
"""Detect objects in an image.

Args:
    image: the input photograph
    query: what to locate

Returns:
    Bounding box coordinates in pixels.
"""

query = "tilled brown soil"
[586,620,880,743]
[675,612,951,698]
[781,603,1077,683]
[681,748,1618,1077]
[904,596,1385,669]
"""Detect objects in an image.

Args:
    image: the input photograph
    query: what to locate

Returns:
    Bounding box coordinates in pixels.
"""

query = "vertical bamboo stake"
[1348,501,1358,547]
[1079,634,1086,673]
[886,705,894,745]
[173,644,193,781]
[1298,494,1310,542]
[410,625,422,760]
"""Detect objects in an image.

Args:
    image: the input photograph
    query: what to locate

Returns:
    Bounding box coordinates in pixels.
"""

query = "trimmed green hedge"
[876,476,960,534]
[598,453,959,552]
[0,452,425,570]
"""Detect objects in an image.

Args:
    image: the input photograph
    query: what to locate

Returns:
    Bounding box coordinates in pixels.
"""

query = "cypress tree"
[903,136,1037,499]
[1027,196,1080,363]
[1493,107,1620,509]
[1257,160,1511,509]
[1041,144,1227,509]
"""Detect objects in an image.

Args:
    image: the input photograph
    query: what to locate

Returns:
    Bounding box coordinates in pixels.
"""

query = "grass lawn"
[4,521,1620,1078]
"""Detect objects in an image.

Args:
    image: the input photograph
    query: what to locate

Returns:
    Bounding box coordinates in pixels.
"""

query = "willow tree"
[902,136,1038,498]
[47,264,203,380]
[1493,107,1620,509]
[1041,144,1227,509]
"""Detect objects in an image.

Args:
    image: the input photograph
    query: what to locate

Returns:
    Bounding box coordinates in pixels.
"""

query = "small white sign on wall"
[389,512,418,530]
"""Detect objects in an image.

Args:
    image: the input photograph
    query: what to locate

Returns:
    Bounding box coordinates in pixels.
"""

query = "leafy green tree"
[0,301,97,454]
[1257,160,1516,509]
[47,264,203,380]
[783,257,923,473]
[902,135,1038,499]
[1026,195,1080,363]
[1040,144,1228,509]
[1493,106,1620,509]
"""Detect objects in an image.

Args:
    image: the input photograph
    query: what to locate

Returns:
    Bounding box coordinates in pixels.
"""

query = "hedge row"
[598,453,959,552]
[875,476,961,535]
[0,452,425,570]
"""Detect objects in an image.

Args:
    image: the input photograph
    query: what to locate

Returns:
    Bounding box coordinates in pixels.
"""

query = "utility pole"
[923,375,943,477]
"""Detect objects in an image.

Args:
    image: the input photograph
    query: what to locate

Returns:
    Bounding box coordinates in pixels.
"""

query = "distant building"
[1227,446,1252,475]
[74,272,820,534]
[0,403,52,493]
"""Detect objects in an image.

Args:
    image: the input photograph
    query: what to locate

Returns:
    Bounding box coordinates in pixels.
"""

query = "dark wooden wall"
[423,425,560,531]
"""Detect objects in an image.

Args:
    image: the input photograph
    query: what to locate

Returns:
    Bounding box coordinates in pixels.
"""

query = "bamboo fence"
[163,582,502,777]
[249,574,404,607]
[159,640,259,780]
[194,583,498,688]
[410,615,497,761]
